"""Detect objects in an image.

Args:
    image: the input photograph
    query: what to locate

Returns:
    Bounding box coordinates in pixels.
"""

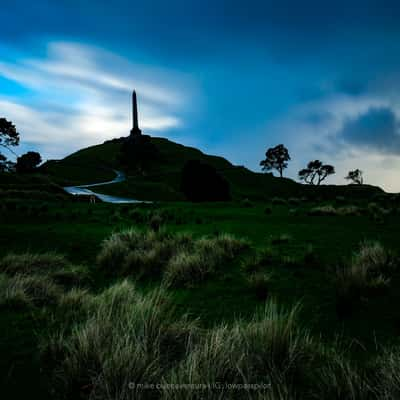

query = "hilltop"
[41,136,383,201]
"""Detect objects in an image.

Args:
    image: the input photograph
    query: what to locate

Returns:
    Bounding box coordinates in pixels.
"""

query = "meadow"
[2,192,400,398]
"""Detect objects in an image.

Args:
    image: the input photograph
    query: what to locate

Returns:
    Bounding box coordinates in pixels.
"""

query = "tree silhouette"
[181,160,230,201]
[345,169,364,185]
[16,151,42,173]
[260,144,290,178]
[0,118,19,156]
[0,153,15,172]
[299,160,335,185]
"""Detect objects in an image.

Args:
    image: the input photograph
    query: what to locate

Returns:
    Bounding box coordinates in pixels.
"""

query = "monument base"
[130,127,142,138]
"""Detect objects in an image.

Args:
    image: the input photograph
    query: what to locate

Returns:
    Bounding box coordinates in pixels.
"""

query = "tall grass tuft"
[98,229,248,286]
[335,241,397,314]
[41,280,198,400]
[0,273,63,308]
[375,347,400,399]
[162,302,323,399]
[0,252,68,275]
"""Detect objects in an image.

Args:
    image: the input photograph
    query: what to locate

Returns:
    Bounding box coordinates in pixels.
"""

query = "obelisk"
[130,90,142,137]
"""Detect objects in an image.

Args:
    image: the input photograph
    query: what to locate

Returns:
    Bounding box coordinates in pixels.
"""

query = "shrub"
[248,272,271,300]
[181,160,231,202]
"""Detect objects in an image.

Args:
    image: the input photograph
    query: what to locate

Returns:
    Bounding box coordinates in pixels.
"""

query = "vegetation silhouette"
[299,160,335,185]
[346,169,364,185]
[260,144,290,178]
[16,152,42,173]
[181,160,231,201]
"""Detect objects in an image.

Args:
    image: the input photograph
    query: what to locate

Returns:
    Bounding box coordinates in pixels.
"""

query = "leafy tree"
[0,153,15,172]
[260,144,290,178]
[0,118,19,156]
[16,151,42,173]
[345,169,364,185]
[181,160,230,202]
[298,160,335,185]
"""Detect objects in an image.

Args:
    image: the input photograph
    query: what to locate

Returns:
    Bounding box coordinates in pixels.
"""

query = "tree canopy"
[181,160,230,202]
[260,144,290,178]
[0,118,20,155]
[345,169,364,185]
[16,151,42,173]
[298,160,335,185]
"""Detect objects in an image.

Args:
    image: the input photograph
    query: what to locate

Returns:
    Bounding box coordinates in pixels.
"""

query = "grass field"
[2,136,400,398]
[2,193,400,398]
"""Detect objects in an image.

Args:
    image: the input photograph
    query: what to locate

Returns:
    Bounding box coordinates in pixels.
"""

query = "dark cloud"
[338,107,400,154]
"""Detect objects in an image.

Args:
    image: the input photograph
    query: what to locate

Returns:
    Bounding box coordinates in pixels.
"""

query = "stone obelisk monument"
[130,90,142,137]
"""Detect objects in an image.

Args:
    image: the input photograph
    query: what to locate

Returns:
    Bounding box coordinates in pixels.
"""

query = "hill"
[41,136,384,201]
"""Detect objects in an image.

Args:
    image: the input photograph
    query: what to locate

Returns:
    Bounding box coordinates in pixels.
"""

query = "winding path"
[63,170,145,204]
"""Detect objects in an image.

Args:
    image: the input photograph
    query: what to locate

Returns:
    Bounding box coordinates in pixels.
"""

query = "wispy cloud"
[0,41,190,160]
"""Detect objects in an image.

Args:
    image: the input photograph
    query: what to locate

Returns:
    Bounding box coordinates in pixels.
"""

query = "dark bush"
[181,160,231,202]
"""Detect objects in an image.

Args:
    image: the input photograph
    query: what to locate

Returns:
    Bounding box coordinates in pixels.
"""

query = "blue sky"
[1,0,400,191]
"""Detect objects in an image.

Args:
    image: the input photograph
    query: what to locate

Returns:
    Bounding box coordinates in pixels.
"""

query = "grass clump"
[162,302,333,399]
[308,205,338,216]
[336,241,397,314]
[271,197,287,205]
[97,229,192,278]
[40,282,376,399]
[41,280,198,400]
[375,347,400,399]
[164,234,249,287]
[0,252,68,275]
[98,229,248,286]
[242,248,274,273]
[0,273,63,309]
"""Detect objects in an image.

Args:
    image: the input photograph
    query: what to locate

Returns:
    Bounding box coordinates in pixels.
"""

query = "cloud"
[337,107,400,154]
[0,41,190,160]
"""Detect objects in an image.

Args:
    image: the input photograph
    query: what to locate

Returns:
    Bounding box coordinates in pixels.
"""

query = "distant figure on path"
[89,194,96,204]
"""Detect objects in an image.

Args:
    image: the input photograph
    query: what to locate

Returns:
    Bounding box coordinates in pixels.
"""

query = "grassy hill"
[41,135,384,201]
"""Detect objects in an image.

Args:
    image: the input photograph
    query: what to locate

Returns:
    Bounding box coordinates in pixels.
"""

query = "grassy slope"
[1,198,399,397]
[40,136,384,200]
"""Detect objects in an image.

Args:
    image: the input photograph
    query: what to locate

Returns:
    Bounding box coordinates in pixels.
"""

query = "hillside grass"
[2,194,400,398]
[39,136,383,200]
